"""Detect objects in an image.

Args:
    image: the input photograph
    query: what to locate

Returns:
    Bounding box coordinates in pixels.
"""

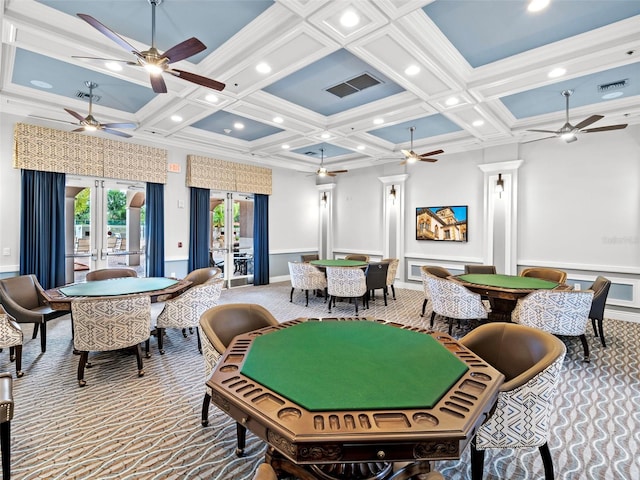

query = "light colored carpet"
[6,281,640,479]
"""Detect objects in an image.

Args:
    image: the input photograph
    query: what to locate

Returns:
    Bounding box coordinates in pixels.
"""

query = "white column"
[378,174,408,280]
[317,183,336,260]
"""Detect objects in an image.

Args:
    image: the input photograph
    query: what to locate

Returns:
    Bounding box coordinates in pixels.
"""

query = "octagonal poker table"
[208,318,503,480]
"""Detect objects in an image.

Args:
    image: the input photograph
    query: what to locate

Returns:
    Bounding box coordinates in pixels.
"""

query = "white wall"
[0,115,23,274]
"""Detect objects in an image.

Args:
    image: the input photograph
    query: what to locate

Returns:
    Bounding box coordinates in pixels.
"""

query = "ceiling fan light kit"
[313,148,348,177]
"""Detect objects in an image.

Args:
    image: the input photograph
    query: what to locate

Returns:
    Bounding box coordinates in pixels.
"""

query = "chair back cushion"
[512,289,593,336]
[85,268,138,281]
[344,254,370,262]
[589,275,611,320]
[520,267,567,284]
[426,276,488,320]
[156,279,223,329]
[183,267,222,287]
[422,266,451,279]
[365,262,389,290]
[72,295,151,351]
[464,265,496,274]
[300,254,319,262]
[326,267,367,298]
[0,275,42,310]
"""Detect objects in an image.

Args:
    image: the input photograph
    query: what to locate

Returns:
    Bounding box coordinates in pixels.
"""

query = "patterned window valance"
[186,154,272,195]
[13,123,167,184]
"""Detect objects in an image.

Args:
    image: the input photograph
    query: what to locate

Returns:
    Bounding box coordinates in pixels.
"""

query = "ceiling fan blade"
[71,127,86,133]
[399,160,408,166]
[64,108,86,122]
[161,37,206,64]
[419,158,438,163]
[327,173,337,177]
[77,14,140,55]
[28,115,77,125]
[102,128,132,138]
[167,69,225,91]
[521,136,557,144]
[573,114,604,130]
[419,149,444,158]
[527,129,558,134]
[582,124,628,133]
[400,149,412,157]
[150,74,168,94]
[328,170,348,174]
[101,122,137,129]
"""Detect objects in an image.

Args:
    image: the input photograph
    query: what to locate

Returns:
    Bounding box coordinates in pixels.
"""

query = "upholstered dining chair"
[381,258,399,300]
[588,276,611,347]
[288,262,327,306]
[344,254,370,262]
[85,268,138,281]
[326,266,368,316]
[365,262,389,306]
[0,306,23,378]
[460,322,566,480]
[520,267,567,284]
[71,294,151,387]
[153,278,223,355]
[0,372,14,480]
[252,464,278,480]
[464,264,497,274]
[426,276,489,336]
[199,303,279,456]
[300,253,319,262]
[511,289,593,361]
[419,266,453,326]
[183,266,222,287]
[0,274,67,353]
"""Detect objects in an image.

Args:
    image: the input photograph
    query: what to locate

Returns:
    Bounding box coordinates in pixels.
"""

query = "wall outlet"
[574,283,581,290]
[2,248,10,256]
[170,272,176,278]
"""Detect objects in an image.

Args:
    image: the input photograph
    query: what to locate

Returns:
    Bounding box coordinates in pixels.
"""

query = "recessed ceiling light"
[357,145,365,150]
[234,122,245,129]
[105,61,123,72]
[373,118,384,125]
[548,67,566,78]
[405,65,420,76]
[281,144,290,149]
[170,115,183,122]
[340,10,360,28]
[602,91,624,100]
[445,96,459,106]
[528,0,550,12]
[472,119,485,127]
[256,62,271,74]
[205,94,219,103]
[321,132,331,139]
[30,80,52,89]
[273,116,283,123]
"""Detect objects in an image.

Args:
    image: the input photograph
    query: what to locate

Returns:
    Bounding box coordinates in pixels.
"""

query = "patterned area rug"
[7,281,640,479]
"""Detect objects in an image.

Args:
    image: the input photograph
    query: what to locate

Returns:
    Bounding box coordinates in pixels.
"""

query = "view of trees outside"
[74,188,145,235]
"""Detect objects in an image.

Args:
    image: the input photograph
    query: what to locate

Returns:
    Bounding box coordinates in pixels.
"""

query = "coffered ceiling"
[1,0,639,173]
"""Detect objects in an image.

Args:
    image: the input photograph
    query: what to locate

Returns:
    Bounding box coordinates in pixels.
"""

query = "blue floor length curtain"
[253,194,269,285]
[146,182,165,277]
[188,187,210,272]
[20,169,66,289]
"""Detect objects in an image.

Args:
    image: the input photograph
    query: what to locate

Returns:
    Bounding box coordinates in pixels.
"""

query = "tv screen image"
[416,206,467,242]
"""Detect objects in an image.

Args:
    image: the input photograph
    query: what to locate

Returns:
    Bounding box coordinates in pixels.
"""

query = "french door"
[210,192,254,288]
[65,177,146,283]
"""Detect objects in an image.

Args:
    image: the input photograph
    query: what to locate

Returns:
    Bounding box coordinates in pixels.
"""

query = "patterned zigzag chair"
[382,258,399,300]
[71,295,151,387]
[460,322,566,480]
[288,262,327,307]
[199,304,279,457]
[419,266,452,325]
[426,276,489,335]
[0,307,23,378]
[326,266,367,316]
[153,279,223,355]
[511,289,594,362]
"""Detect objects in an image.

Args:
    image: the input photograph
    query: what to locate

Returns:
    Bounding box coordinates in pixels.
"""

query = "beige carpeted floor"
[5,281,640,479]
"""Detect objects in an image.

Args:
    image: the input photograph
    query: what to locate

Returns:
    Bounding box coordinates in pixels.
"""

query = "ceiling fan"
[526,89,627,143]
[400,127,443,165]
[32,81,136,138]
[314,148,348,177]
[75,0,225,94]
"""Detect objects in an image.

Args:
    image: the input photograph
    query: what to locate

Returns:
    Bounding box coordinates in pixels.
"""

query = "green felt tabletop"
[241,321,468,411]
[310,259,368,267]
[458,273,558,290]
[59,277,178,297]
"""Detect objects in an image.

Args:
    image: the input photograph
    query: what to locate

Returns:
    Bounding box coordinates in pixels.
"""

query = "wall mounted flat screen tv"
[416,206,468,242]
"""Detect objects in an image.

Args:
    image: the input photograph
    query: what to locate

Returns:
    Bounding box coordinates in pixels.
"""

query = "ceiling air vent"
[326,73,381,98]
[304,151,317,156]
[598,79,628,93]
[75,91,100,102]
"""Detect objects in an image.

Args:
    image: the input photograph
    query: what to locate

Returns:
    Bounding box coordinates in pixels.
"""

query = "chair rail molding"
[379,174,408,283]
[478,160,523,275]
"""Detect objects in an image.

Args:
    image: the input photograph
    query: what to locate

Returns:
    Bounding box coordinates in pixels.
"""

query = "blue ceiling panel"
[36,0,274,64]
[368,114,462,144]
[291,143,353,159]
[12,48,155,113]
[191,111,283,141]
[424,0,640,68]
[263,49,405,116]
[502,61,640,119]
